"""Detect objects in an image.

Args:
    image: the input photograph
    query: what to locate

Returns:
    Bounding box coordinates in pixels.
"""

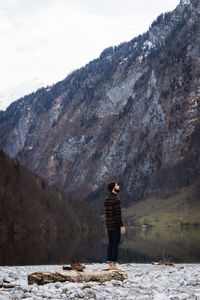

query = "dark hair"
[107,181,116,193]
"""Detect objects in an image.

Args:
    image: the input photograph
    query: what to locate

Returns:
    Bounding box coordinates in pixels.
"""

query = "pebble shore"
[0,263,200,299]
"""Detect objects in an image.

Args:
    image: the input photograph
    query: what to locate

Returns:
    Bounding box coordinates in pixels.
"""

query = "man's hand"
[121,226,125,234]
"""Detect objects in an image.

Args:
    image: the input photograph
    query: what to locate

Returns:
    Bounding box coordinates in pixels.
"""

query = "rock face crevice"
[0,0,200,211]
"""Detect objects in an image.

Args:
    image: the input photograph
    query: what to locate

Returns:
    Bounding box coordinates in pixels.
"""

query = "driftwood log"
[28,268,128,285]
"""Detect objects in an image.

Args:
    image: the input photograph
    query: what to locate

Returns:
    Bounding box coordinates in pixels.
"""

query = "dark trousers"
[107,227,121,263]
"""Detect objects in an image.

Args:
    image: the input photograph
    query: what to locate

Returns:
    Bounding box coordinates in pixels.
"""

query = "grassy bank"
[122,181,200,227]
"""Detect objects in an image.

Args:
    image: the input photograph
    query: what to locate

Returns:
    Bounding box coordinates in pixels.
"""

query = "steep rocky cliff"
[0,0,199,213]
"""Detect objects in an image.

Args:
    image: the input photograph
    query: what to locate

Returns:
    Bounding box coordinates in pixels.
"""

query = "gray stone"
[110,279,122,286]
[96,295,105,300]
[30,285,38,293]
[123,279,129,283]
[24,285,32,292]
[55,282,62,288]
[42,291,55,298]
[178,294,189,300]
[187,279,198,286]
[9,271,19,280]
[96,291,110,300]
[104,281,113,287]
[137,296,152,300]
[84,287,96,298]
[62,286,68,293]
[188,294,197,300]
[0,296,10,300]
[13,289,24,299]
[122,283,132,288]
[15,279,27,287]
[24,292,34,298]
[3,276,12,283]
[177,279,184,286]
[62,282,76,292]
[127,279,135,284]
[76,290,85,298]
[154,293,169,300]
[119,290,129,297]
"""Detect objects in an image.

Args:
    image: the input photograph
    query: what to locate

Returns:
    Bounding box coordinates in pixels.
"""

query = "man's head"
[107,181,120,194]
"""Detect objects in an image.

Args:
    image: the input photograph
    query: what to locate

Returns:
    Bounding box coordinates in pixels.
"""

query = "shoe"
[70,258,86,271]
[108,263,122,270]
[62,265,72,270]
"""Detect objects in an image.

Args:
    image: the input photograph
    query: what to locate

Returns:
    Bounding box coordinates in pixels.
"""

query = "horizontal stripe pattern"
[104,193,124,230]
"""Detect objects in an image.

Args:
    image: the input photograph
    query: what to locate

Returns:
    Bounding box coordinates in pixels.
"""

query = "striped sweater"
[104,192,124,230]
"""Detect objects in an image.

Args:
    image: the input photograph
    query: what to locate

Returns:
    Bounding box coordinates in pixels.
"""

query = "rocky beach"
[0,263,200,299]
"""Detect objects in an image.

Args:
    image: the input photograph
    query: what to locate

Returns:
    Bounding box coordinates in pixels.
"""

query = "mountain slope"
[0,149,102,232]
[0,0,199,213]
[122,179,200,227]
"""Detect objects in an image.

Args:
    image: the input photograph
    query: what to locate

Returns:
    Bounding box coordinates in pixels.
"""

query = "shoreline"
[0,263,200,299]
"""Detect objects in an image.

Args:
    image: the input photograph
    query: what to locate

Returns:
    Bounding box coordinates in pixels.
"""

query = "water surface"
[0,226,200,266]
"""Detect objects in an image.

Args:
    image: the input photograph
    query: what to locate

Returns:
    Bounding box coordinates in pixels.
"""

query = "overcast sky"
[0,0,180,90]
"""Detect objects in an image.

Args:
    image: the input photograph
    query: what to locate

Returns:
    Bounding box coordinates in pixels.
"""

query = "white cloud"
[0,0,180,92]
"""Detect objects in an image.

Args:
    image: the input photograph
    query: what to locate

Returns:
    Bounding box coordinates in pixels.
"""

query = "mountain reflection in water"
[0,229,102,266]
[118,226,200,263]
[0,226,200,266]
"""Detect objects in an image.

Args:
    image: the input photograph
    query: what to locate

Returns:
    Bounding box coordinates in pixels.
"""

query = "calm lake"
[1,226,200,266]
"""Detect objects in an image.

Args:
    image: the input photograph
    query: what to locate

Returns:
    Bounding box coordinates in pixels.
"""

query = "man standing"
[104,181,125,270]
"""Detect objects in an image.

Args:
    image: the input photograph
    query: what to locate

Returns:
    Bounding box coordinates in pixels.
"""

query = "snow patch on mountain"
[180,0,191,5]
[0,78,44,111]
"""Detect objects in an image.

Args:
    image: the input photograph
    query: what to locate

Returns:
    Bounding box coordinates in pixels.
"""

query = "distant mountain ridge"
[0,0,199,213]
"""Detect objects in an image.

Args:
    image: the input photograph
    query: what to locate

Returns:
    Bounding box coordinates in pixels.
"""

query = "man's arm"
[113,199,124,227]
